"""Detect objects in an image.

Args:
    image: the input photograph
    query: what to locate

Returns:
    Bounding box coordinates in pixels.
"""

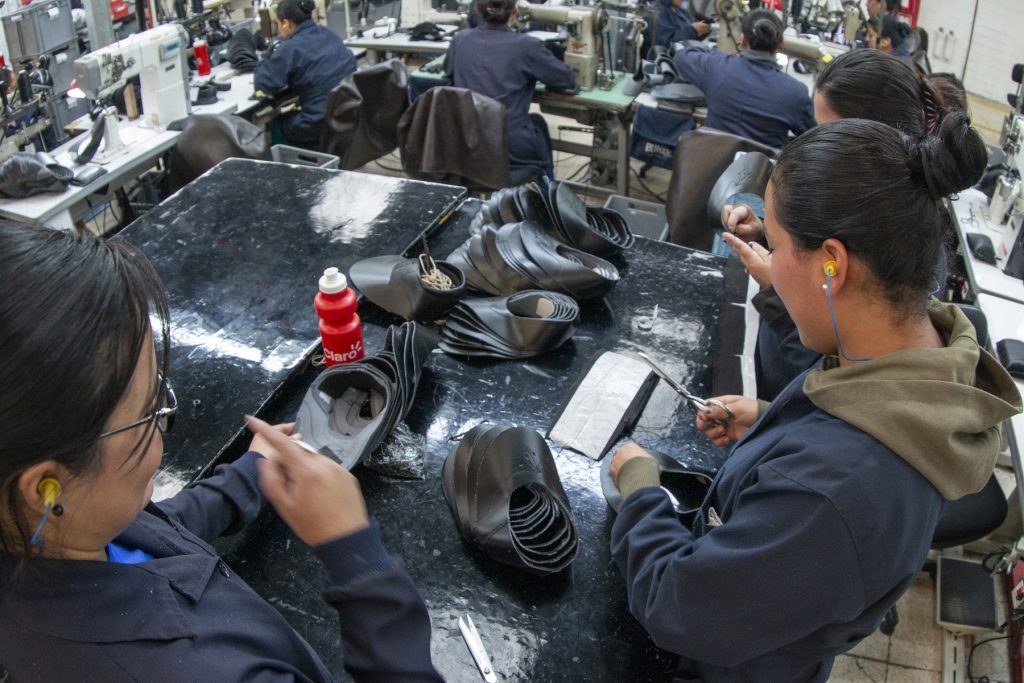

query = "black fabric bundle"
[442,424,579,575]
[447,221,620,300]
[0,153,72,198]
[439,290,579,359]
[475,181,634,257]
[227,28,260,72]
[293,322,435,469]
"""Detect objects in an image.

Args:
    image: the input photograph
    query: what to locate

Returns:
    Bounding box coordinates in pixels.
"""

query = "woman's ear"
[820,237,850,293]
[17,461,67,513]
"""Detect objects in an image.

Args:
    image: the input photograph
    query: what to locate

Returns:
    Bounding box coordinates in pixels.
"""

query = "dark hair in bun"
[476,0,516,25]
[869,15,910,47]
[770,117,986,310]
[741,9,783,53]
[276,0,314,23]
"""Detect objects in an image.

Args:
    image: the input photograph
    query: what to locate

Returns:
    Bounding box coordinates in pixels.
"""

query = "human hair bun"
[742,9,783,52]
[477,0,515,24]
[298,0,315,17]
[907,111,986,199]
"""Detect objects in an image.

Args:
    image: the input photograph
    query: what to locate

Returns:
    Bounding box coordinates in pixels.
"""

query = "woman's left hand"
[610,442,656,486]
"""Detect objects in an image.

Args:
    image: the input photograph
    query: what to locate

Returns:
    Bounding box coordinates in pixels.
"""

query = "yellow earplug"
[37,477,61,508]
[823,260,838,278]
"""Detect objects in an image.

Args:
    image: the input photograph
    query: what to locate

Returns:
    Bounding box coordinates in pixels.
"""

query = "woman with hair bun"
[724,49,970,400]
[254,0,356,147]
[608,115,1021,683]
[673,9,815,148]
[443,0,576,178]
[868,14,914,67]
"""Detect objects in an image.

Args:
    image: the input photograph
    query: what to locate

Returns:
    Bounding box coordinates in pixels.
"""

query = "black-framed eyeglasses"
[99,375,177,439]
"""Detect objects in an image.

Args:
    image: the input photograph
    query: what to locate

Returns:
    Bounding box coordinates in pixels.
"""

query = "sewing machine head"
[73,24,190,128]
[516,1,607,90]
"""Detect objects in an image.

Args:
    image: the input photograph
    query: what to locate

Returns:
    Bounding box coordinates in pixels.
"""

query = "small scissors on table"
[459,614,497,683]
[637,352,735,426]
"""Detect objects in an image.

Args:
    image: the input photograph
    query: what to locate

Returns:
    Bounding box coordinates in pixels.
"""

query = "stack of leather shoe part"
[350,255,466,322]
[442,424,579,575]
[447,221,620,300]
[474,181,635,257]
[439,289,579,359]
[294,322,435,469]
[600,449,712,529]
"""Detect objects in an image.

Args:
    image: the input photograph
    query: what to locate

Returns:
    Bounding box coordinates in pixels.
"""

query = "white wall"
[917,0,1024,104]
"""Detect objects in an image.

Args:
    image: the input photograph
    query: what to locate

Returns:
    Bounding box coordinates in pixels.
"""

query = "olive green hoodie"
[803,300,1022,500]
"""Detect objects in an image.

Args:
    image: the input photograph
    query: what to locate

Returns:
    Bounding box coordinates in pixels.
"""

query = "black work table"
[121,162,748,682]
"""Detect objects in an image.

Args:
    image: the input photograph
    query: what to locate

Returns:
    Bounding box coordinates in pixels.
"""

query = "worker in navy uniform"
[674,9,815,149]
[444,0,576,178]
[647,0,710,50]
[254,0,356,147]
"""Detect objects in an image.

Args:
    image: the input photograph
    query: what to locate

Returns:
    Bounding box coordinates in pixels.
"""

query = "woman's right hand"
[721,204,764,241]
[695,396,759,447]
[245,415,370,546]
[722,232,773,287]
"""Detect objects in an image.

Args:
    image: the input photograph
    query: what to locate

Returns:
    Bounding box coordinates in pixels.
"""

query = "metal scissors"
[459,614,497,683]
[637,352,735,425]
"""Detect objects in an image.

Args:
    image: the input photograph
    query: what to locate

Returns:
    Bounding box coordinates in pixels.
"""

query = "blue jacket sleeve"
[674,46,717,88]
[314,522,444,682]
[526,42,576,90]
[253,43,295,95]
[155,451,264,544]
[610,455,866,667]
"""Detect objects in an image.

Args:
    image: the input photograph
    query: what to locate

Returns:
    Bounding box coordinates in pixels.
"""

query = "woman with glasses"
[0,223,442,682]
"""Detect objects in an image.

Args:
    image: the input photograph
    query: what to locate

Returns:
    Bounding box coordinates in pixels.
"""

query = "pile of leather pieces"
[294,321,435,469]
[438,290,579,359]
[470,180,635,257]
[442,424,579,575]
[446,220,621,300]
[350,254,466,322]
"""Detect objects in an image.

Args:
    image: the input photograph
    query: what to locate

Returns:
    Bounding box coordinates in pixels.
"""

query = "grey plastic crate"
[603,194,668,241]
[3,0,74,60]
[270,144,339,169]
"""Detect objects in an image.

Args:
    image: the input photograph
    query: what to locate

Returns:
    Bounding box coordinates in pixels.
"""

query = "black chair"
[879,304,1008,635]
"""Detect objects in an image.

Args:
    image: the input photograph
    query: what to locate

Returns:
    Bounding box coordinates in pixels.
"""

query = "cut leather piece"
[439,290,579,359]
[442,424,579,575]
[448,222,621,300]
[350,255,467,322]
[294,321,436,469]
[600,448,712,527]
[706,151,774,232]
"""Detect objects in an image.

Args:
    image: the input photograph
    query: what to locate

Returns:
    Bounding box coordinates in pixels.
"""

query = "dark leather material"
[652,82,706,106]
[227,28,260,72]
[167,114,271,192]
[439,289,579,359]
[600,448,712,527]
[319,59,409,170]
[966,232,997,264]
[0,153,72,197]
[666,128,778,251]
[293,322,436,469]
[349,255,466,322]
[447,221,620,300]
[442,424,579,575]
[477,181,635,256]
[706,151,774,231]
[397,86,512,191]
[997,339,1024,379]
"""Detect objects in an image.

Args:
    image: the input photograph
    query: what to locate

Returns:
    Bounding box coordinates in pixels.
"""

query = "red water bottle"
[315,267,365,366]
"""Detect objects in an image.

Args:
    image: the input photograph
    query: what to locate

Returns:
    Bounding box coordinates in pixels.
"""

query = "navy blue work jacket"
[444,23,576,170]
[254,20,356,145]
[0,453,442,682]
[674,46,815,148]
[647,0,702,49]
[612,370,943,682]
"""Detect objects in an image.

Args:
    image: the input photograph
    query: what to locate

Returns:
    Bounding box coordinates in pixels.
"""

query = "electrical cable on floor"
[630,165,667,203]
[967,628,1020,683]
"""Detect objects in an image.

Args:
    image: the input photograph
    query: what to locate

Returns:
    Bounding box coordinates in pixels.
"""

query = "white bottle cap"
[319,267,347,294]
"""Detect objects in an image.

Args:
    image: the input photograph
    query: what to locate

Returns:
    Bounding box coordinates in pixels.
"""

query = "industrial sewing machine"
[985,108,1024,278]
[71,24,190,163]
[516,1,608,91]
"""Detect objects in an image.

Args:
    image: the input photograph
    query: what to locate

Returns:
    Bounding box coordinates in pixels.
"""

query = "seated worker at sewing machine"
[444,0,576,179]
[608,115,1022,683]
[722,50,967,400]
[867,14,914,68]
[674,9,814,148]
[646,0,710,51]
[0,223,445,683]
[253,0,356,147]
